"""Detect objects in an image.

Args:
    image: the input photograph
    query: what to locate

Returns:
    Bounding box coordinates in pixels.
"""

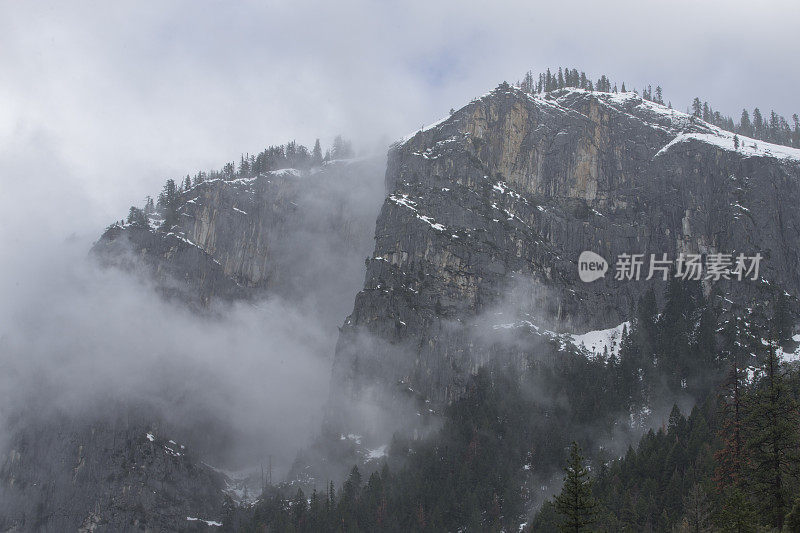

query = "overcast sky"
[2,0,799,238]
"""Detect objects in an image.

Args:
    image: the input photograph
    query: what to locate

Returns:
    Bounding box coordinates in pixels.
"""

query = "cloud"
[3,0,799,229]
[0,229,341,475]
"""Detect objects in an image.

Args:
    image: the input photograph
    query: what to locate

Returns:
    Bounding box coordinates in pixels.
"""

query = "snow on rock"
[145,433,154,442]
[777,334,800,362]
[655,131,800,162]
[366,445,388,460]
[398,114,453,144]
[570,321,630,361]
[388,194,447,232]
[339,433,363,445]
[186,517,222,527]
[491,319,630,362]
[268,168,301,178]
[530,87,800,164]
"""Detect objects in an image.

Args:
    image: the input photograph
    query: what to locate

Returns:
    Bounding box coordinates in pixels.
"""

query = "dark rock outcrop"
[0,158,386,531]
[92,158,385,316]
[0,411,228,532]
[331,85,800,409]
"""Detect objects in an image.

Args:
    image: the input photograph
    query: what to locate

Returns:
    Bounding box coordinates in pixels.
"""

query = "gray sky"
[2,0,799,237]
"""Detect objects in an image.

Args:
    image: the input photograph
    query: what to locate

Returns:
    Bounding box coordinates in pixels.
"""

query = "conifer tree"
[311,139,323,167]
[680,483,712,532]
[692,98,703,118]
[716,366,746,489]
[739,109,752,137]
[742,339,799,529]
[126,206,148,227]
[752,108,764,139]
[555,442,597,532]
[715,486,757,533]
[331,135,354,159]
[157,178,179,229]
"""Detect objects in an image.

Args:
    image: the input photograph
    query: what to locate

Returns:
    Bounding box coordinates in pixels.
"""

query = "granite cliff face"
[0,409,232,532]
[4,83,800,530]
[0,158,386,532]
[331,85,800,410]
[93,158,385,316]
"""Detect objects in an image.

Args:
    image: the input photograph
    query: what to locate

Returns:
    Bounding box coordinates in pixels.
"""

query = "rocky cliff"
[0,157,386,532]
[92,157,385,317]
[331,84,800,412]
[0,409,230,532]
[5,83,800,531]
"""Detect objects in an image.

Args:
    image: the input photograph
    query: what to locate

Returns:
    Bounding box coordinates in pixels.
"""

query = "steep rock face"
[92,158,385,313]
[0,411,228,532]
[0,158,386,531]
[332,85,800,408]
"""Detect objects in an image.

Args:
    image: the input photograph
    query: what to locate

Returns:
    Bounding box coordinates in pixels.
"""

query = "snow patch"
[186,517,222,527]
[366,445,388,460]
[389,194,447,231]
[777,334,800,362]
[398,114,452,144]
[655,131,800,162]
[570,322,630,361]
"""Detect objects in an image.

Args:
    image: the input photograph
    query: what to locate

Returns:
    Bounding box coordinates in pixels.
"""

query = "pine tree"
[555,442,597,532]
[692,98,703,118]
[126,206,148,227]
[739,109,752,137]
[742,339,799,529]
[311,139,323,167]
[752,108,764,139]
[716,486,758,533]
[680,483,712,532]
[331,135,354,159]
[658,276,695,392]
[715,366,746,489]
[521,71,534,93]
[157,178,179,230]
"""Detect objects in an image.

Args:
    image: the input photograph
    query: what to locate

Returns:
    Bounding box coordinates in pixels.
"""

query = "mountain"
[0,157,385,531]
[92,157,385,314]
[331,83,800,422]
[3,82,800,531]
[0,408,229,532]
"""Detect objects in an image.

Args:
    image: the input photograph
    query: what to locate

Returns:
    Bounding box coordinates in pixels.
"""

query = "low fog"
[0,232,339,476]
[0,137,388,480]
